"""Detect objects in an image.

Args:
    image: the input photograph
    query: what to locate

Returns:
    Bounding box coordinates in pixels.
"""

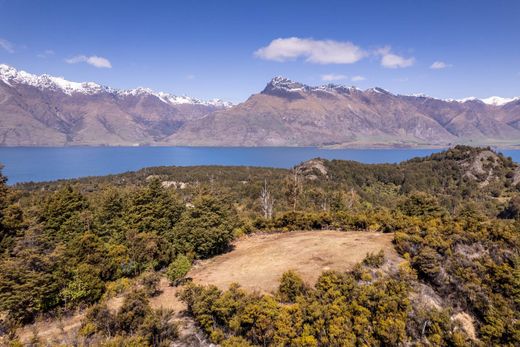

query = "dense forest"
[0,146,519,346]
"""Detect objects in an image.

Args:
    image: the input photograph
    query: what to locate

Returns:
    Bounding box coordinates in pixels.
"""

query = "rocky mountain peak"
[264,76,305,91]
[366,87,393,95]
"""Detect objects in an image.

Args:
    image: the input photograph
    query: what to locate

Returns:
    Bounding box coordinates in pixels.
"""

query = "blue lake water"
[1,147,519,185]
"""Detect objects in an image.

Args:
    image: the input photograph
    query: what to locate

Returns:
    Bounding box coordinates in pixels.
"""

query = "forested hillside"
[0,146,519,346]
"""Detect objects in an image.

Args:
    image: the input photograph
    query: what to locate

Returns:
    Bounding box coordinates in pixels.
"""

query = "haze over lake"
[2,146,520,185]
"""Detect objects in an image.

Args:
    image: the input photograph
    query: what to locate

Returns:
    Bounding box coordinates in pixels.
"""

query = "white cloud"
[430,61,452,69]
[351,75,366,82]
[377,47,414,68]
[65,55,112,68]
[321,73,347,81]
[0,38,14,53]
[37,49,55,58]
[255,37,366,64]
[186,74,195,80]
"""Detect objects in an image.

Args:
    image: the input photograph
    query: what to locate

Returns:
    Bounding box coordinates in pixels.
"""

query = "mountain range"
[1,64,519,147]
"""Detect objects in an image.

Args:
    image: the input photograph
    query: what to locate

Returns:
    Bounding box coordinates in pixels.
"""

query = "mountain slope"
[171,77,520,147]
[1,65,519,147]
[0,64,231,146]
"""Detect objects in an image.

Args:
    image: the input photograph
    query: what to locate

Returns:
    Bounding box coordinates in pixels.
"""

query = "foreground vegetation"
[0,146,519,346]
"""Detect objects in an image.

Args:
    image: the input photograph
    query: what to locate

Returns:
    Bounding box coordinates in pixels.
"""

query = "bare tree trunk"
[291,168,302,211]
[260,180,274,219]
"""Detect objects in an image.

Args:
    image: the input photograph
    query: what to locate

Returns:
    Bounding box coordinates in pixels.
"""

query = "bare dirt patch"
[190,230,397,293]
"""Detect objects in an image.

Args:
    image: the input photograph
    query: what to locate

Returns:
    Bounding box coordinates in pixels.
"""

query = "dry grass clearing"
[15,231,397,344]
[189,230,397,293]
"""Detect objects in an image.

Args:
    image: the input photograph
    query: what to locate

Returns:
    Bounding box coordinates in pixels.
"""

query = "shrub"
[139,271,161,297]
[83,303,117,337]
[498,195,520,220]
[166,255,191,286]
[277,270,306,303]
[139,308,178,347]
[116,291,151,334]
[221,336,254,347]
[362,250,386,268]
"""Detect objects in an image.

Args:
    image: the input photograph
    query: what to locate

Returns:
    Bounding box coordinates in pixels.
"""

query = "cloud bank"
[256,38,415,69]
[255,37,366,64]
[65,55,112,68]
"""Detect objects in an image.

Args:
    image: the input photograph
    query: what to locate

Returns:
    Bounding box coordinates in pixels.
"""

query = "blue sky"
[0,0,519,103]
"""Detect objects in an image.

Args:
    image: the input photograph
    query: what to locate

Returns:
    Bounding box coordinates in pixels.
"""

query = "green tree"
[60,263,105,307]
[126,179,184,235]
[94,188,127,241]
[172,195,237,258]
[399,192,445,218]
[39,186,89,241]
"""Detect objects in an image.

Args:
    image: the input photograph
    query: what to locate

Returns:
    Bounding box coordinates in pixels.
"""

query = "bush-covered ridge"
[0,145,518,345]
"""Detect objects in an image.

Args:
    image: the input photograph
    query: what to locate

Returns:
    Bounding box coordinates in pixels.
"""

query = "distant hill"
[1,64,520,147]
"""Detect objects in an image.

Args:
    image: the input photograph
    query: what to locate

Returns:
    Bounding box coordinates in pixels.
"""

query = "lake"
[1,146,519,185]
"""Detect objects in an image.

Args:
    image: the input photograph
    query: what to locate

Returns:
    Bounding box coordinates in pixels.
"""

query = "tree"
[83,303,117,338]
[125,230,172,273]
[60,263,105,307]
[39,186,89,241]
[259,180,275,219]
[126,179,184,236]
[399,192,444,218]
[166,255,191,286]
[172,195,237,258]
[94,188,126,241]
[0,164,22,253]
[284,168,302,212]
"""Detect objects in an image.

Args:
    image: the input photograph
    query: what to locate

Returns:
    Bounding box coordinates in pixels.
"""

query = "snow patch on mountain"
[444,96,519,105]
[481,96,520,106]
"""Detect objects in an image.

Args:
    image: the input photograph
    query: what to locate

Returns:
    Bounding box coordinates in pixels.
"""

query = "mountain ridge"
[1,64,519,147]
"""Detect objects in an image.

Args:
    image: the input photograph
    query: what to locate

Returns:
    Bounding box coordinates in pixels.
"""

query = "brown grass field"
[16,230,397,344]
[188,230,397,293]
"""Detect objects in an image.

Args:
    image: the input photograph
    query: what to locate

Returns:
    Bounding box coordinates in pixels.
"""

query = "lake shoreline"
[2,147,519,185]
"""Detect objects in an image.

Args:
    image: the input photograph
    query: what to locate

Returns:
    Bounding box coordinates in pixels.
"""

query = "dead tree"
[260,179,275,219]
[284,167,303,212]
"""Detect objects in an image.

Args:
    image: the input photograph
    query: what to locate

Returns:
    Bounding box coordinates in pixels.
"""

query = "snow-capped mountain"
[1,68,519,147]
[0,64,232,107]
[0,64,231,146]
[481,96,520,106]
